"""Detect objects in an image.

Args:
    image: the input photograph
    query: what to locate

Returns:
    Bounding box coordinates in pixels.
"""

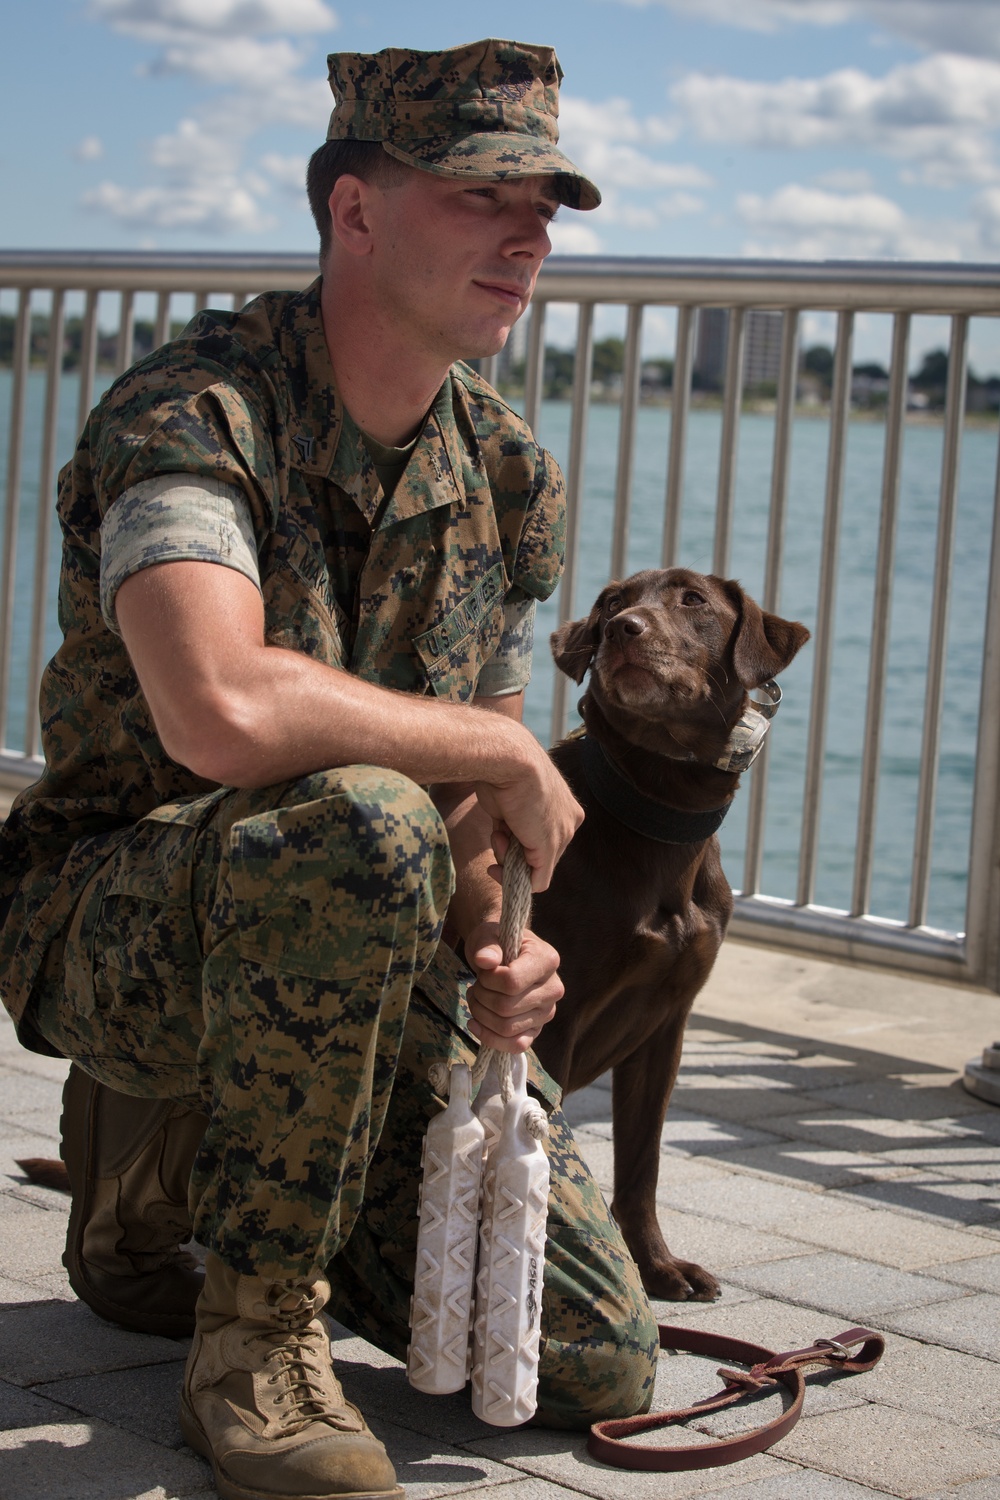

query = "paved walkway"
[2,938,999,1500]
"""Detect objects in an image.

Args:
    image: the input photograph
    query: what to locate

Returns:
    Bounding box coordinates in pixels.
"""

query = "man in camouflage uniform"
[0,38,658,1500]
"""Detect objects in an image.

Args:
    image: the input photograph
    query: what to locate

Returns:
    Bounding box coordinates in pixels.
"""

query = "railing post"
[25,289,65,758]
[610,303,643,581]
[964,421,1000,991]
[0,288,32,749]
[909,315,968,929]
[662,304,695,568]
[550,302,594,745]
[851,311,910,918]
[741,307,799,897]
[796,309,854,907]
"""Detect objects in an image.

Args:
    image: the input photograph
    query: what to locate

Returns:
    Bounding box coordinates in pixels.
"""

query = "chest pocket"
[260,521,351,670]
[412,560,507,702]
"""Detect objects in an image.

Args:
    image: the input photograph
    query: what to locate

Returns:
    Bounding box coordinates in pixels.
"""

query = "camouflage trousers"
[31,767,658,1428]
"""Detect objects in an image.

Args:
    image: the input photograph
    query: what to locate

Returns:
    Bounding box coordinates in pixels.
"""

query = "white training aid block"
[407,1064,485,1395]
[471,1052,550,1427]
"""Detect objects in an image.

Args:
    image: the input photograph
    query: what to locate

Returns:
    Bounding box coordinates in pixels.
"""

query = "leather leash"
[588,1324,885,1471]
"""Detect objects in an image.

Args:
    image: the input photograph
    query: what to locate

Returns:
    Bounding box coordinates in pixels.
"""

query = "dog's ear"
[723,579,811,688]
[550,602,604,684]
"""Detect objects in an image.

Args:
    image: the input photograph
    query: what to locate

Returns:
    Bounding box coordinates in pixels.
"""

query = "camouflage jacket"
[0,281,566,1034]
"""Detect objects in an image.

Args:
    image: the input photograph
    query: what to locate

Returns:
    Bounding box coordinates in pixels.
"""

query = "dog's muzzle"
[712,679,782,773]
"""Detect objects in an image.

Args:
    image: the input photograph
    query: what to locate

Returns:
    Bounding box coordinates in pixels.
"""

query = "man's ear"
[328,174,377,257]
[550,601,604,684]
[722,578,811,688]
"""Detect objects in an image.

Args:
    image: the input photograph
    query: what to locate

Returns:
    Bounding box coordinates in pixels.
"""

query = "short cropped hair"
[306,140,411,264]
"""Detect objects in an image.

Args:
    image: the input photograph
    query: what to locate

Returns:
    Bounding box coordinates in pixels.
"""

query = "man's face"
[366,170,560,365]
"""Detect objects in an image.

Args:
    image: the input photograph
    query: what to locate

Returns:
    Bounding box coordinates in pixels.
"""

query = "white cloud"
[90,0,336,37]
[658,191,705,218]
[548,220,604,255]
[613,0,1000,59]
[737,183,966,259]
[260,152,309,194]
[82,0,335,238]
[815,168,874,192]
[83,178,275,234]
[671,54,1000,186]
[74,135,104,161]
[556,93,710,244]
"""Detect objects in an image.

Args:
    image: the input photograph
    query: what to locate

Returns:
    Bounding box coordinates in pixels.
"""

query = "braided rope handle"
[469,835,533,1106]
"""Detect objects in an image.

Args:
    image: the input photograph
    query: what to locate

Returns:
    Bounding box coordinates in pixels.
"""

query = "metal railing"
[2,250,1000,990]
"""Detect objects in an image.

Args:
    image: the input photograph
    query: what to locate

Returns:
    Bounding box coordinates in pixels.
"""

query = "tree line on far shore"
[3,315,998,414]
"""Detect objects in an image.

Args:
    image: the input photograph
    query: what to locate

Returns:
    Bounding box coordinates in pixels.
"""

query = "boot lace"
[248,1287,363,1437]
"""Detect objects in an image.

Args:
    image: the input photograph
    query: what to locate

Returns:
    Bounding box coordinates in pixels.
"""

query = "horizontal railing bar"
[730,895,970,982]
[3,252,1000,314]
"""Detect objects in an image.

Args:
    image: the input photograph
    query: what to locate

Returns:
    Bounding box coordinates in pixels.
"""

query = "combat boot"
[61,1063,207,1338]
[180,1253,404,1500]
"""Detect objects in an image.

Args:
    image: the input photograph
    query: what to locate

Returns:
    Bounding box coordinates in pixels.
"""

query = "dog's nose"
[605,612,647,643]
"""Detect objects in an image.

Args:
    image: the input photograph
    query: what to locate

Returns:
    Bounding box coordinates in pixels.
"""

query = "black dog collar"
[579,733,730,844]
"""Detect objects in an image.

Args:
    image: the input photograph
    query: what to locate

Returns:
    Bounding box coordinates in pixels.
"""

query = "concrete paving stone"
[655,1170,858,1235]
[466,1425,787,1498]
[0,1377,82,1431]
[0,1042,69,1084]
[575,1135,725,1194]
[657,1117,784,1155]
[759,1107,958,1150]
[721,1467,899,1498]
[0,1273,64,1305]
[0,1417,211,1500]
[39,1362,190,1450]
[0,1300,187,1386]
[775,1404,1000,1497]
[669,1082,831,1125]
[0,1205,73,1279]
[331,1344,491,1447]
[932,1253,1000,1292]
[932,1109,1000,1146]
[560,1084,612,1130]
[362,1416,526,1499]
[878,1142,1000,1173]
[852,1329,1000,1429]
[726,1250,973,1320]
[922,1483,1000,1500]
[845,1173,1000,1228]
[0,1064,68,1123]
[635,1211,806,1273]
[882,1291,1000,1361]
[703,1142,908,1191]
[770,1202,999,1270]
[807,1080,984,1122]
[442,1482,601,1500]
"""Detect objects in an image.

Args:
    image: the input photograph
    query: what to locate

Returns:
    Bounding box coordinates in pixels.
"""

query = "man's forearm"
[431,783,504,942]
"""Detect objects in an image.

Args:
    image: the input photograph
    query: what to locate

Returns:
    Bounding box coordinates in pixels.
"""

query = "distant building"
[693,307,784,391]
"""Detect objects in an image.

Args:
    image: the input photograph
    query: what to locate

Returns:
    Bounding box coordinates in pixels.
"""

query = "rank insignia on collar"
[292,432,316,463]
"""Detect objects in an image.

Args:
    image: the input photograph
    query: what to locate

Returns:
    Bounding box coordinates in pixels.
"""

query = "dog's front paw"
[641,1257,721,1302]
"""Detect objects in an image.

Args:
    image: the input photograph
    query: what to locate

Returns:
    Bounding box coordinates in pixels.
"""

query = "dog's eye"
[682,589,706,606]
[604,594,623,615]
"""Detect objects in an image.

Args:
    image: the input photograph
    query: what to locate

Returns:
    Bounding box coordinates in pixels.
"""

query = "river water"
[2,370,996,936]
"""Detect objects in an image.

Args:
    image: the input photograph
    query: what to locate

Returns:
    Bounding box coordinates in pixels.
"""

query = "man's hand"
[464,920,563,1053]
[473,720,583,892]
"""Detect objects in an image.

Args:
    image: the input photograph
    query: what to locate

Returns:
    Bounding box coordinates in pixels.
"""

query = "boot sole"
[61,1066,198,1340]
[179,1392,405,1500]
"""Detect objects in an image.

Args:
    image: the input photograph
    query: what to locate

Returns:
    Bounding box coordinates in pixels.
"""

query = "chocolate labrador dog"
[530,567,809,1301]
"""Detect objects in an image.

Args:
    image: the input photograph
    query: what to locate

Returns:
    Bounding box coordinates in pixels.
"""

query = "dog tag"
[407,1063,484,1394]
[471,1051,549,1427]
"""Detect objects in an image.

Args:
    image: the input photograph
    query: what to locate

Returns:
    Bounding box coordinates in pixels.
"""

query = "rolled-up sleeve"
[99,473,260,633]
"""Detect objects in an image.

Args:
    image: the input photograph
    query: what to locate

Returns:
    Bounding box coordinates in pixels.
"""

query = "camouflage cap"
[325,38,600,210]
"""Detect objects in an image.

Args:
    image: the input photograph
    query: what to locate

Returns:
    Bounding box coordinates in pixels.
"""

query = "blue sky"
[4,0,1000,363]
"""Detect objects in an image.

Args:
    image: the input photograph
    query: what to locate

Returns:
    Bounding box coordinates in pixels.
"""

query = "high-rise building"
[693,308,783,391]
